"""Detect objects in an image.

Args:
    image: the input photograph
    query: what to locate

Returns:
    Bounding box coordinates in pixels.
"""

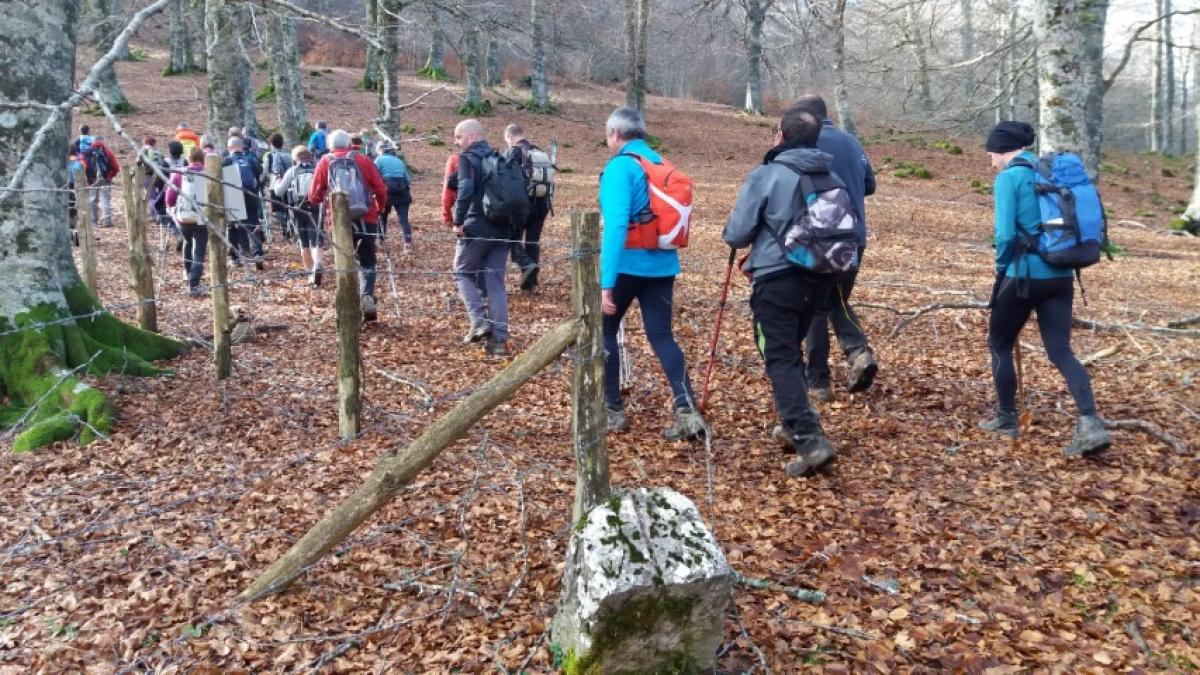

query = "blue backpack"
[1011,152,1110,270]
[232,152,258,192]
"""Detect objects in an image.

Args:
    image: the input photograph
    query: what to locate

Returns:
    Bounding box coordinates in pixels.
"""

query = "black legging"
[988,276,1096,416]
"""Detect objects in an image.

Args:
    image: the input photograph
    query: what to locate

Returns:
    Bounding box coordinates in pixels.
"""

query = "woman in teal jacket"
[980,121,1110,457]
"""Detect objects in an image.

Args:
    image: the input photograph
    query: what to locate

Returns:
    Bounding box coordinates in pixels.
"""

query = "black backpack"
[85,146,111,184]
[479,150,530,229]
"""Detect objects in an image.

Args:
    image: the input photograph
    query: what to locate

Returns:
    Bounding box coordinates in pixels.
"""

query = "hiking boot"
[785,432,836,477]
[978,408,1019,438]
[484,340,510,357]
[463,319,491,344]
[175,238,184,253]
[663,407,708,441]
[846,347,878,393]
[310,269,323,287]
[362,294,378,323]
[1064,415,1111,457]
[809,386,833,403]
[188,286,204,298]
[519,264,539,291]
[255,258,265,271]
[606,406,630,434]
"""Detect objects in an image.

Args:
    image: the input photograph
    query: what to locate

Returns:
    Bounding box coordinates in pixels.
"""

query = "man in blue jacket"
[599,106,706,440]
[307,121,329,159]
[790,95,878,401]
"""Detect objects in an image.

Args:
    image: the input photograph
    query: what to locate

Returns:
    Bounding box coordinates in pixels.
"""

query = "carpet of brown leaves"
[1,48,1197,673]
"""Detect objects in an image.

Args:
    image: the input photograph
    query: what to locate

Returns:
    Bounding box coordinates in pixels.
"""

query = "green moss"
[893,161,933,179]
[402,123,417,134]
[417,65,452,81]
[522,98,558,114]
[565,592,700,675]
[933,140,963,155]
[455,100,493,117]
[254,82,276,102]
[645,134,664,151]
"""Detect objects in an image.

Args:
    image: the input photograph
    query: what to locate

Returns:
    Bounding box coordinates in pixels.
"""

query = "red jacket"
[441,152,458,226]
[84,141,120,183]
[308,148,388,225]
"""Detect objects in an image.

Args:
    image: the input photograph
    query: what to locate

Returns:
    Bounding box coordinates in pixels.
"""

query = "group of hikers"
[67,92,1113,475]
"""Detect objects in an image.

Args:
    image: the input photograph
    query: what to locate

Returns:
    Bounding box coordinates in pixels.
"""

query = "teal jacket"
[994,151,1072,279]
[598,139,681,289]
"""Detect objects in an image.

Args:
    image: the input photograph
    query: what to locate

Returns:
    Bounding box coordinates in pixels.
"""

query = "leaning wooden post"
[330,193,362,438]
[121,166,157,332]
[74,174,98,294]
[204,154,232,380]
[570,210,610,523]
[241,319,580,600]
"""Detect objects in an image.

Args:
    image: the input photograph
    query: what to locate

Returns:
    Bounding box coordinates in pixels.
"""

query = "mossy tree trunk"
[377,0,403,142]
[463,23,484,106]
[204,0,253,141]
[1034,0,1097,168]
[831,0,857,136]
[1181,16,1200,223]
[530,0,551,109]
[742,0,769,115]
[90,0,132,112]
[420,8,447,78]
[362,0,381,91]
[486,33,503,87]
[166,0,197,75]
[1,0,184,452]
[905,0,934,113]
[264,6,308,147]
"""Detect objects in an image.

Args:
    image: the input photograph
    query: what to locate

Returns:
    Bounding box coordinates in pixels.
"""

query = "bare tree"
[1182,15,1200,223]
[530,0,551,109]
[625,0,650,111]
[486,32,503,86]
[1164,2,1176,154]
[165,0,198,75]
[90,0,133,111]
[205,0,253,140]
[905,1,934,113]
[1,0,183,452]
[363,0,382,90]
[1081,0,1108,177]
[421,5,447,78]
[463,22,485,108]
[831,0,857,135]
[377,0,404,140]
[1034,0,1096,169]
[743,0,773,114]
[960,0,976,97]
[264,7,308,146]
[1152,0,1165,152]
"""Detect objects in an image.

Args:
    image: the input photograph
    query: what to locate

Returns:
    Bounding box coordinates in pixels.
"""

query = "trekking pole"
[1015,330,1029,437]
[699,247,738,412]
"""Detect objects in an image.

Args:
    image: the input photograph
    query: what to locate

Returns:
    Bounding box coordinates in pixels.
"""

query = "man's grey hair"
[226,136,244,149]
[605,106,646,140]
[504,124,525,139]
[227,126,242,137]
[329,129,352,149]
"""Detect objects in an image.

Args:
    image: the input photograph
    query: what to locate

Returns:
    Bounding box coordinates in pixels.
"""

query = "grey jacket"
[722,146,836,282]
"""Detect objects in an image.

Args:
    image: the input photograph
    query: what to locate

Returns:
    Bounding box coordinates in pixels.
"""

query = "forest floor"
[1,46,1198,674]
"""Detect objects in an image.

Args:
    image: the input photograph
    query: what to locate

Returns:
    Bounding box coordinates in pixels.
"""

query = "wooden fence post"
[570,210,610,523]
[121,166,157,332]
[74,175,98,294]
[204,154,232,380]
[330,193,362,438]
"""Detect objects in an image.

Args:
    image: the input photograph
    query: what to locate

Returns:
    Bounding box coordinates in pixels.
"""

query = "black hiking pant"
[180,223,207,290]
[751,270,832,437]
[988,276,1096,416]
[805,256,870,387]
[511,198,550,280]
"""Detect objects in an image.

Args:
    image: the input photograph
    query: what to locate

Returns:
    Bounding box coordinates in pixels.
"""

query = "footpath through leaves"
[1,53,1198,672]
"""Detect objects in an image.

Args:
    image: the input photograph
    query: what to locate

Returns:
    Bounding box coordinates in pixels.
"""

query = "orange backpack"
[621,153,693,250]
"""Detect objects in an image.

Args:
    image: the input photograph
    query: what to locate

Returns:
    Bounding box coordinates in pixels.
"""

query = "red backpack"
[621,153,693,250]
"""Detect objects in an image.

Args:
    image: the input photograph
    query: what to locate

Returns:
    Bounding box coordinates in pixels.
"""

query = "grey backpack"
[329,153,368,219]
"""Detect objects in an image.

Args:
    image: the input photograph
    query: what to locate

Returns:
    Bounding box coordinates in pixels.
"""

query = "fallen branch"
[734,571,826,605]
[1167,315,1200,329]
[371,366,434,410]
[890,301,990,337]
[1081,343,1122,366]
[781,618,877,641]
[1074,318,1200,339]
[1105,419,1191,455]
[1114,220,1149,229]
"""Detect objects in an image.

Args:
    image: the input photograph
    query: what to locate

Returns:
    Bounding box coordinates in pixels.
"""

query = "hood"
[766,146,833,174]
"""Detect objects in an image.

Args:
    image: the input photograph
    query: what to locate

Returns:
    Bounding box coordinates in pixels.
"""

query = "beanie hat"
[986,121,1036,153]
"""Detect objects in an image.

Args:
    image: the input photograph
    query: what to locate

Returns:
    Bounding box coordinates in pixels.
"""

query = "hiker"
[980,121,1111,456]
[308,121,329,159]
[73,124,93,155]
[166,148,209,296]
[308,129,388,320]
[221,136,265,268]
[166,140,187,171]
[264,132,294,242]
[242,126,269,160]
[599,106,706,440]
[722,106,849,476]
[175,123,201,157]
[222,127,244,160]
[273,146,323,286]
[789,95,879,401]
[67,148,82,246]
[83,135,119,228]
[374,142,413,250]
[138,136,176,241]
[444,149,487,298]
[357,129,376,158]
[504,124,554,293]
[200,135,217,156]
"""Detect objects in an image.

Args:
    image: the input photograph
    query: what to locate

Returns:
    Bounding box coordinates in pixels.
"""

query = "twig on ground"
[729,601,771,675]
[1105,419,1191,455]
[371,366,434,410]
[1167,315,1200,329]
[1074,317,1200,339]
[890,301,990,337]
[734,571,826,604]
[1081,344,1122,366]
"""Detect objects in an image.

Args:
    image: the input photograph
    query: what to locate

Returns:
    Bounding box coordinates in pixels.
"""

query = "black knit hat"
[986,121,1036,152]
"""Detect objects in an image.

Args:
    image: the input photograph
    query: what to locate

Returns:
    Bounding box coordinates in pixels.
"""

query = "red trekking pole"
[699,248,738,412]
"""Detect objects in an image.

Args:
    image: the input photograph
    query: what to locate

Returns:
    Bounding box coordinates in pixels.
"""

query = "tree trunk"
[624,0,649,111]
[192,0,207,72]
[960,0,976,100]
[530,0,550,109]
[906,1,934,113]
[743,0,767,115]
[1163,0,1176,155]
[204,0,252,141]
[1151,0,1164,152]
[91,0,132,111]
[235,4,260,138]
[264,8,308,147]
[421,8,446,78]
[376,0,402,142]
[486,33,502,86]
[362,0,380,90]
[463,23,484,106]
[0,0,183,452]
[832,0,857,136]
[1081,0,1108,178]
[1182,16,1200,221]
[166,0,194,75]
[1034,0,1097,165]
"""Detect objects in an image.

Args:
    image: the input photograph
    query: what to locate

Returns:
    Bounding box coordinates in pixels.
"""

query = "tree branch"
[1105,419,1191,455]
[1104,9,1200,93]
[251,0,383,50]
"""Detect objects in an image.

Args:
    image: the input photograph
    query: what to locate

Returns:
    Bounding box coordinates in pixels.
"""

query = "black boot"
[978,408,1019,438]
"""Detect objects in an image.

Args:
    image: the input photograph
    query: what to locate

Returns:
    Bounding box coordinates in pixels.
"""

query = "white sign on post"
[221,164,248,222]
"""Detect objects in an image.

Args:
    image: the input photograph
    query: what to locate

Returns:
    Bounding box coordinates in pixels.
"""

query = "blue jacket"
[374,153,408,180]
[817,119,875,248]
[598,139,680,289]
[307,129,327,155]
[994,151,1072,279]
